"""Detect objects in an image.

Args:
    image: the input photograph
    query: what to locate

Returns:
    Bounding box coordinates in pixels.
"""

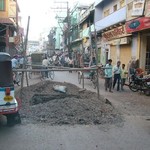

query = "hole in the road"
[30,94,81,105]
[146,118,150,121]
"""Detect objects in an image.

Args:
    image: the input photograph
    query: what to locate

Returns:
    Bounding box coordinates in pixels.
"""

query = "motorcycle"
[0,52,21,126]
[129,73,150,96]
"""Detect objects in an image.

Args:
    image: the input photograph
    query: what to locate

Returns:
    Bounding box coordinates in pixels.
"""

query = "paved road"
[0,71,150,150]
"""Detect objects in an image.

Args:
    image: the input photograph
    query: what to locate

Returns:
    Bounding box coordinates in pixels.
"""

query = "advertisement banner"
[132,0,145,16]
[126,17,150,33]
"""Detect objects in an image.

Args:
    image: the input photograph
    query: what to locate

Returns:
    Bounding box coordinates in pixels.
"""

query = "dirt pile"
[16,81,122,125]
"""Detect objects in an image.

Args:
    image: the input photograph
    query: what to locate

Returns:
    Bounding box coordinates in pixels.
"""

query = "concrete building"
[125,0,150,72]
[95,0,150,72]
[95,0,131,66]
[0,0,21,56]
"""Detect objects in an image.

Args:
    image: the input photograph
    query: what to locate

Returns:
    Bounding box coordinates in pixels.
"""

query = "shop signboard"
[109,37,130,45]
[132,0,145,16]
[102,25,128,41]
[126,17,150,33]
[145,0,150,17]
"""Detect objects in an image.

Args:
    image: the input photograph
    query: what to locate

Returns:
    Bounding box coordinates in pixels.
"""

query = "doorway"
[146,37,150,71]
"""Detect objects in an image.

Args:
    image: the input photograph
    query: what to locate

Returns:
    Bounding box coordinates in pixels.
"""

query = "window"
[120,0,125,8]
[113,4,117,12]
[128,2,133,11]
[0,0,5,11]
[104,9,110,17]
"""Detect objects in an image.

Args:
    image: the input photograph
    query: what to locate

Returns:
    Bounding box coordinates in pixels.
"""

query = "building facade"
[0,0,21,56]
[95,0,150,72]
[95,0,132,67]
[125,0,150,72]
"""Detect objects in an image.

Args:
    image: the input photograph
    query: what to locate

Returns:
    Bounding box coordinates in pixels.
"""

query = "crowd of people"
[11,52,149,90]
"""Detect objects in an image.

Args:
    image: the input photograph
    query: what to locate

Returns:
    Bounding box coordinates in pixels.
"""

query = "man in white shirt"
[113,61,121,91]
[42,56,49,78]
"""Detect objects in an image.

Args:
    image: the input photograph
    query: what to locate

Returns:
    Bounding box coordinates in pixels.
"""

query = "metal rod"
[21,16,30,90]
[82,72,84,89]
[96,68,100,99]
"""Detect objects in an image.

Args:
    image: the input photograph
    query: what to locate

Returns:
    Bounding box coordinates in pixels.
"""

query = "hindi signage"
[132,0,145,16]
[102,25,128,41]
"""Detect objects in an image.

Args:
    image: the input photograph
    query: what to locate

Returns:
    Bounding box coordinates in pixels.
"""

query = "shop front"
[102,25,132,66]
[126,17,150,71]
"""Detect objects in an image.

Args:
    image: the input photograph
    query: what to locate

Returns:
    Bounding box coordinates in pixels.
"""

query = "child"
[121,64,128,90]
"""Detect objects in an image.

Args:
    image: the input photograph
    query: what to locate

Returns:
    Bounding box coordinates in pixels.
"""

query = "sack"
[53,85,67,93]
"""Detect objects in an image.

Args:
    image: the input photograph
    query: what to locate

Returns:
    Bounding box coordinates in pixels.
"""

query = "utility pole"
[51,1,71,57]
[66,1,71,58]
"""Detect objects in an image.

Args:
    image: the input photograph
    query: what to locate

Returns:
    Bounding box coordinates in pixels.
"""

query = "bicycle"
[40,67,55,80]
[13,71,22,86]
[78,68,98,89]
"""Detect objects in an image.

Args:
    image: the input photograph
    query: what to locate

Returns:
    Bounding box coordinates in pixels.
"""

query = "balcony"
[95,7,126,32]
[81,25,95,38]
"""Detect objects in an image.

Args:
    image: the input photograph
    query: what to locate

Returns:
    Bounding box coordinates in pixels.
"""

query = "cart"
[78,66,97,89]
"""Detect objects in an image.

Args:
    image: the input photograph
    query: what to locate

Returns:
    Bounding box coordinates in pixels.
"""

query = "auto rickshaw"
[0,52,21,126]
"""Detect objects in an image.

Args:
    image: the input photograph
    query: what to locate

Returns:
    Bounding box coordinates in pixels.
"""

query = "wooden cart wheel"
[92,74,97,89]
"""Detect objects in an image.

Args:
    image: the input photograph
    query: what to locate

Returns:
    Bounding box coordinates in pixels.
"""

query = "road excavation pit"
[16,80,123,126]
[30,94,81,105]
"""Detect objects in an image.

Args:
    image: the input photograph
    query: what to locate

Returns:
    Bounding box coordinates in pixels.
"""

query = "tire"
[7,114,15,127]
[7,112,21,127]
[144,89,150,96]
[48,71,55,80]
[16,73,22,86]
[129,82,138,92]
[78,72,82,84]
[92,74,97,89]
[14,112,21,124]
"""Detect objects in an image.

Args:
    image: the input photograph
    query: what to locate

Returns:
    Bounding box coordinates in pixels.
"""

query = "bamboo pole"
[82,72,84,89]
[94,28,100,99]
[21,16,30,89]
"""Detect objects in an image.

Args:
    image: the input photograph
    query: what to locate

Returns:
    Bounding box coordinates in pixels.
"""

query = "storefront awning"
[0,18,14,24]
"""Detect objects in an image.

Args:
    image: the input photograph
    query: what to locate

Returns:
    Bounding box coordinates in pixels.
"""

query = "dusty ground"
[15,80,123,125]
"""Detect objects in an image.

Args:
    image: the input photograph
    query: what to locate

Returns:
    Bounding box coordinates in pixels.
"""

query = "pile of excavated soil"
[16,81,123,125]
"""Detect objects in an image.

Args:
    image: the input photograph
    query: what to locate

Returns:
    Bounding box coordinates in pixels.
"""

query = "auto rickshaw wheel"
[6,112,21,127]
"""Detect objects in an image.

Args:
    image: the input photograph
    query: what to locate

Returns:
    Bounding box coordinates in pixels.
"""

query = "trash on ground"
[53,85,67,93]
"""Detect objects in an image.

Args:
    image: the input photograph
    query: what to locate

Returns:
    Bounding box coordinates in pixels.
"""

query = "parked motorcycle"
[129,73,150,96]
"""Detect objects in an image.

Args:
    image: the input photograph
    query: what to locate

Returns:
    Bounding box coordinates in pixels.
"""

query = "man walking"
[42,56,49,78]
[113,61,121,91]
[105,59,113,92]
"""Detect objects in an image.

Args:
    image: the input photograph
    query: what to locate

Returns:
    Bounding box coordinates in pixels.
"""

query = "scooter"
[0,53,21,126]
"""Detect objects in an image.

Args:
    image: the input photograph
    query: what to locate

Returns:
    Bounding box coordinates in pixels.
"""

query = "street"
[0,71,150,150]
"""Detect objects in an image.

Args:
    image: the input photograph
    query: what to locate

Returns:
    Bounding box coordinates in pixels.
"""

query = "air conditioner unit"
[9,37,14,43]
